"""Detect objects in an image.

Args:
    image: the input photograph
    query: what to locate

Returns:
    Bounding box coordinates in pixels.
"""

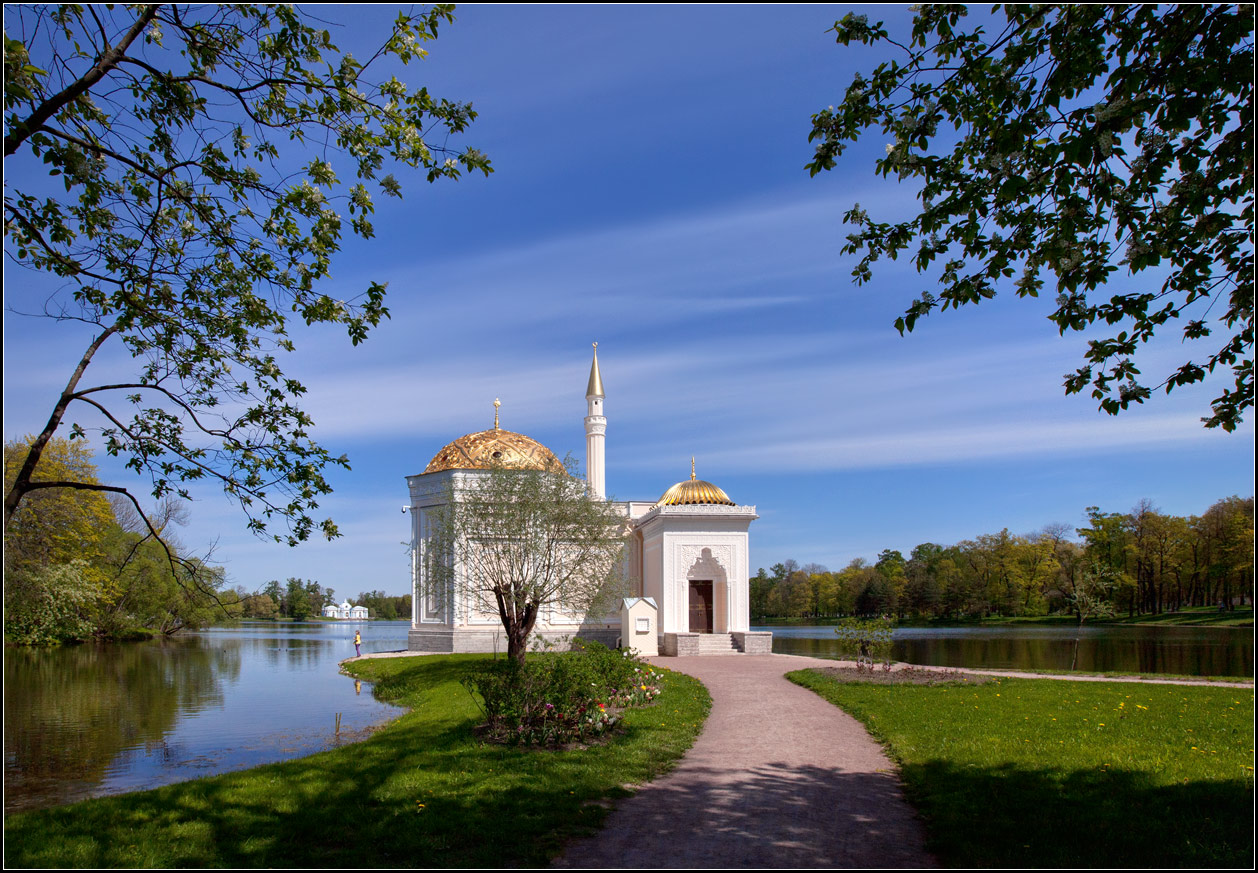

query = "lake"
[5,619,1252,814]
[4,620,410,815]
[762,624,1254,677]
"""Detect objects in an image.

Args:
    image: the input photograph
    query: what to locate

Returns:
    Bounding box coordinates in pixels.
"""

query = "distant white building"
[323,600,369,620]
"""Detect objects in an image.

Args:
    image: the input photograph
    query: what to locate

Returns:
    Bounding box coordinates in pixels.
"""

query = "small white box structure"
[620,597,658,657]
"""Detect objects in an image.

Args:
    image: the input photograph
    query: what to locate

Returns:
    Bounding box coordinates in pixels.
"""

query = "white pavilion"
[323,600,369,620]
[405,346,770,656]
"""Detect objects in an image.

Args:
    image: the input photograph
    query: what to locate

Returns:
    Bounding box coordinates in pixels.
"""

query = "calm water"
[761,624,1255,677]
[4,621,409,814]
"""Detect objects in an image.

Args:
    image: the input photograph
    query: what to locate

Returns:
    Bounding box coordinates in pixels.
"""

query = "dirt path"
[552,654,938,869]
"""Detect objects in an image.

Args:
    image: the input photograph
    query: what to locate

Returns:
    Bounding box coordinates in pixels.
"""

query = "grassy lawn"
[4,654,711,868]
[960,666,1254,683]
[789,669,1255,868]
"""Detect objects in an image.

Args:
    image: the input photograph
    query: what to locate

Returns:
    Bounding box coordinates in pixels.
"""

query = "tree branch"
[4,5,160,157]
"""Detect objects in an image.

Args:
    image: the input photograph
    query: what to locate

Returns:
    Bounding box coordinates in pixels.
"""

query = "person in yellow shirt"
[354,629,361,657]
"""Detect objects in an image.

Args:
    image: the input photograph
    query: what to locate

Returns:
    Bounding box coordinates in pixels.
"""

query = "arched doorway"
[686,547,729,634]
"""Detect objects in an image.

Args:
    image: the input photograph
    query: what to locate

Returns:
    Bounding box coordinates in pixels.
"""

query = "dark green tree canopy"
[4,4,490,543]
[808,4,1253,430]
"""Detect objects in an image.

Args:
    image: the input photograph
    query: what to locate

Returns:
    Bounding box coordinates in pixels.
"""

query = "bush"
[3,561,103,645]
[833,616,896,670]
[463,639,663,746]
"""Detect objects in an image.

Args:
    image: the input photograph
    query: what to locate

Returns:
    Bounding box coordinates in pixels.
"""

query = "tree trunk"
[502,599,539,666]
[4,326,116,530]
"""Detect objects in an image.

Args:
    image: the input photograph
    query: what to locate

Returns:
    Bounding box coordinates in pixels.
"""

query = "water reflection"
[764,625,1254,677]
[4,621,408,814]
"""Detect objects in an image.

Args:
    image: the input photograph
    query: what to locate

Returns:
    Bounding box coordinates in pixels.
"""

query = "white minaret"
[585,342,606,499]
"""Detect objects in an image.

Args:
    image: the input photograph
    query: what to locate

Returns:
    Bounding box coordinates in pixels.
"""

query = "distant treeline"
[752,496,1254,621]
[352,590,412,620]
[237,580,411,621]
[237,578,334,620]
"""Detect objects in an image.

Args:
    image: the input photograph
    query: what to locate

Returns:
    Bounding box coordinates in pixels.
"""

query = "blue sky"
[4,5,1253,599]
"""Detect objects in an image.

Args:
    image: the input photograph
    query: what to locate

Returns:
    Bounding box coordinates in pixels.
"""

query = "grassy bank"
[789,669,1255,868]
[4,654,711,868]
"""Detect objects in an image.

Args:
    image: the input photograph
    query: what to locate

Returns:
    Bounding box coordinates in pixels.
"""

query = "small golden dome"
[424,427,564,475]
[656,458,734,506]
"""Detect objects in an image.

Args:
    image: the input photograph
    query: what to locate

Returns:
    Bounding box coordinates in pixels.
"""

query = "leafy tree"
[808,5,1254,429]
[96,528,227,635]
[425,459,628,666]
[354,589,412,620]
[904,542,947,617]
[3,5,490,550]
[261,579,284,607]
[3,560,104,645]
[1196,495,1256,609]
[1066,563,1118,669]
[241,592,278,620]
[749,567,774,619]
[4,436,116,578]
[284,577,312,620]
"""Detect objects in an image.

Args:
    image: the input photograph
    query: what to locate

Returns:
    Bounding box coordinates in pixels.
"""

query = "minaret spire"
[584,343,607,499]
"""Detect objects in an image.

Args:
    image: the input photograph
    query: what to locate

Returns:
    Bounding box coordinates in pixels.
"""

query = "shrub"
[833,616,896,670]
[3,561,103,645]
[463,639,663,746]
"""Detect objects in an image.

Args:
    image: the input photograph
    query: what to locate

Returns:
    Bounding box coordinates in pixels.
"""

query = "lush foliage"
[425,458,629,664]
[353,589,413,620]
[790,669,1255,867]
[3,436,115,576]
[809,5,1254,429]
[3,5,489,546]
[752,494,1254,622]
[4,654,710,868]
[246,577,334,620]
[3,560,103,645]
[463,640,664,746]
[4,437,228,644]
[832,616,896,670]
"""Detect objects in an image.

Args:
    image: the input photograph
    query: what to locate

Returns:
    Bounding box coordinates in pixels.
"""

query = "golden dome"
[423,427,564,474]
[656,458,735,507]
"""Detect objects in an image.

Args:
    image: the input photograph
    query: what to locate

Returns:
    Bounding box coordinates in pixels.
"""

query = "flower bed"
[463,639,664,746]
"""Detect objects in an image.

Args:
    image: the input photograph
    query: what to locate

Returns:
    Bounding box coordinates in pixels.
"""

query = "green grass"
[4,654,711,868]
[789,669,1255,868]
[958,665,1254,683]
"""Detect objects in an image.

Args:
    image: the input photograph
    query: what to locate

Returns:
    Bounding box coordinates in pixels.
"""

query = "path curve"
[552,654,937,869]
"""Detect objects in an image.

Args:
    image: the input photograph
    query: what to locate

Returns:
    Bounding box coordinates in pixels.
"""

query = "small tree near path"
[425,459,628,666]
[1067,563,1118,670]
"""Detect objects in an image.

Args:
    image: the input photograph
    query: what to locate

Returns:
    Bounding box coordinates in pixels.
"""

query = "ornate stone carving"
[678,543,734,581]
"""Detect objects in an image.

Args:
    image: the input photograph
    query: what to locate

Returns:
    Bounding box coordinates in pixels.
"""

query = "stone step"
[696,633,740,653]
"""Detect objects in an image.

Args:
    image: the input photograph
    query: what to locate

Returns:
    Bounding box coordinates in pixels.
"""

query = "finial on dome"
[655,460,735,507]
[493,398,501,430]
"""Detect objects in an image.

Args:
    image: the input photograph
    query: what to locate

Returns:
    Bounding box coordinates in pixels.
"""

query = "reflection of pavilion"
[406,346,771,656]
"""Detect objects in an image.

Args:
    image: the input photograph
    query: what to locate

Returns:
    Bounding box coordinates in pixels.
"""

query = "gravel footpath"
[552,654,937,869]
